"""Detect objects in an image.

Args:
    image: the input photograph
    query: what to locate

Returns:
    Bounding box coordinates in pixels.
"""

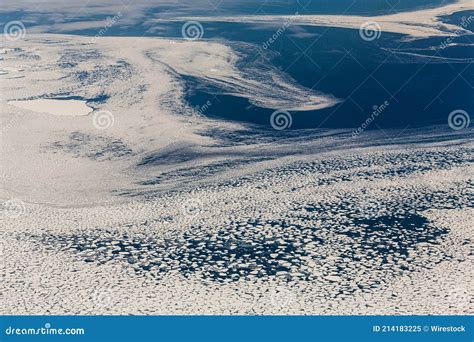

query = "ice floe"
[8,99,93,116]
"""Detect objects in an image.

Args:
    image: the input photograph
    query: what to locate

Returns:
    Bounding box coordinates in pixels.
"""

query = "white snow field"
[0,34,472,314]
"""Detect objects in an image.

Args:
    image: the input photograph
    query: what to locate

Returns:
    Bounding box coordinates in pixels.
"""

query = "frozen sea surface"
[0,0,472,315]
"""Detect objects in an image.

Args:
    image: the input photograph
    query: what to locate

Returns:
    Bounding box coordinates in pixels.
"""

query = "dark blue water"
[164,19,474,129]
